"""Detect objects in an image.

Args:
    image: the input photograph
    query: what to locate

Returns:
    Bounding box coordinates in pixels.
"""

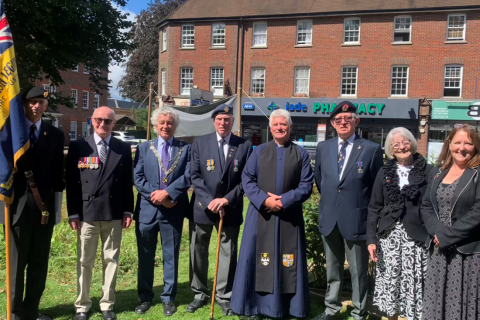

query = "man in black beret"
[314,101,383,320]
[1,86,65,320]
[187,104,252,315]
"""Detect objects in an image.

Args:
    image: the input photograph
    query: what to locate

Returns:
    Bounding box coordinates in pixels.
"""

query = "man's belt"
[24,171,49,224]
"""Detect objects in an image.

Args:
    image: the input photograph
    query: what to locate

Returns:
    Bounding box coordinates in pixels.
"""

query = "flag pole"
[4,202,12,320]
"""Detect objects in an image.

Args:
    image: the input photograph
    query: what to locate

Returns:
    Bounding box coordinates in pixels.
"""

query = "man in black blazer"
[0,87,65,320]
[314,102,383,320]
[188,104,252,316]
[66,106,134,320]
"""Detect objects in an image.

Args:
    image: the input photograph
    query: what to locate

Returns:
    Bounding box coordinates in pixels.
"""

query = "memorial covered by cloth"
[231,140,314,318]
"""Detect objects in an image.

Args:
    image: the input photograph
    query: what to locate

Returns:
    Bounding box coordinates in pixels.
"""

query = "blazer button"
[86,181,88,183]
[337,189,341,193]
[220,181,223,184]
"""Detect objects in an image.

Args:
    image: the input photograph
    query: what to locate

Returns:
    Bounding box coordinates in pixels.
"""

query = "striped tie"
[100,140,108,163]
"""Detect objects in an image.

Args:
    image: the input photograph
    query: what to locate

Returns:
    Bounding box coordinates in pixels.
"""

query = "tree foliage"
[118,0,186,102]
[4,0,133,108]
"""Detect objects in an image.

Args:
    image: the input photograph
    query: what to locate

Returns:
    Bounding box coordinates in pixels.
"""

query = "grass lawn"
[0,191,362,320]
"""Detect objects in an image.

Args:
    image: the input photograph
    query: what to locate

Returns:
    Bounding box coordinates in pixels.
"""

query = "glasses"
[454,124,478,132]
[391,141,411,150]
[333,116,354,125]
[93,118,113,125]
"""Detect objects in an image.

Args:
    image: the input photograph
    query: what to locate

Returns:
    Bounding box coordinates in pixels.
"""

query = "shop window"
[251,68,265,95]
[212,23,225,47]
[253,22,267,46]
[180,68,194,95]
[444,65,462,97]
[296,20,312,45]
[71,89,78,108]
[210,68,224,96]
[341,66,357,96]
[391,66,409,96]
[393,16,411,42]
[182,25,195,48]
[294,67,310,95]
[344,18,360,44]
[447,14,466,41]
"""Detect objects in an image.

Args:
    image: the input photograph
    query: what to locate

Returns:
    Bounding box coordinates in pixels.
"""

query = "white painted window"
[212,23,226,47]
[82,91,89,109]
[391,66,409,96]
[42,84,56,93]
[180,68,194,95]
[82,122,89,138]
[447,14,466,41]
[83,65,89,74]
[93,93,100,109]
[70,122,77,141]
[341,66,358,96]
[161,69,166,95]
[181,25,195,48]
[71,89,78,108]
[162,28,167,51]
[210,68,224,96]
[72,65,79,72]
[294,67,310,95]
[251,68,265,94]
[344,18,361,43]
[444,65,463,97]
[253,23,267,46]
[393,16,411,42]
[296,20,312,45]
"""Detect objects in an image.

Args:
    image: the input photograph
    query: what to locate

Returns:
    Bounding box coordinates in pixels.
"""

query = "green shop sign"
[313,102,385,115]
[431,101,480,120]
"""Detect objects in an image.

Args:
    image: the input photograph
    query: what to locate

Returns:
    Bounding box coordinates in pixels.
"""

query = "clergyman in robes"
[231,109,314,318]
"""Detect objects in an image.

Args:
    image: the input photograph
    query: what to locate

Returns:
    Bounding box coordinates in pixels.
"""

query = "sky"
[109,0,152,101]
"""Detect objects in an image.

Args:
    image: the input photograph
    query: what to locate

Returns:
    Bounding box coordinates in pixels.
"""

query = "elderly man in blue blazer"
[315,101,383,320]
[133,106,191,317]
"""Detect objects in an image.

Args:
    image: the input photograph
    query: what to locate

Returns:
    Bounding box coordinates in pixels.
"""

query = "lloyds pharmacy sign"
[241,98,419,119]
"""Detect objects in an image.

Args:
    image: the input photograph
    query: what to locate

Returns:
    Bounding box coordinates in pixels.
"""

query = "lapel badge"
[358,146,362,150]
[261,253,270,266]
[233,159,239,172]
[198,201,202,208]
[228,148,234,158]
[44,131,47,136]
[282,254,294,268]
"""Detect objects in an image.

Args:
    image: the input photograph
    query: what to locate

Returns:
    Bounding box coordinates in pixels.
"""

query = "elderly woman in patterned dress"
[421,124,480,320]
[367,127,432,320]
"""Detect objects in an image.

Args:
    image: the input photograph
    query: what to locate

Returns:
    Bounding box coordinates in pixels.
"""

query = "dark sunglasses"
[93,118,113,125]
[454,124,478,132]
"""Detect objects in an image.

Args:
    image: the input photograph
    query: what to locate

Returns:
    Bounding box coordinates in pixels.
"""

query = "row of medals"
[78,157,100,169]
[207,159,239,172]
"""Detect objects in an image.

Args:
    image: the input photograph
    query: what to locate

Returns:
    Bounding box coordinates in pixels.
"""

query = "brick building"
[158,0,480,157]
[36,63,109,145]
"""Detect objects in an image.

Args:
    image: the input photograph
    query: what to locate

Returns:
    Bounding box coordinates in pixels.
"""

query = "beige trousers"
[74,220,123,312]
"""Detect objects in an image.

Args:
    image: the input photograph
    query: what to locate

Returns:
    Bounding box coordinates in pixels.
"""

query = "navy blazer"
[314,135,383,241]
[190,132,253,227]
[133,137,191,224]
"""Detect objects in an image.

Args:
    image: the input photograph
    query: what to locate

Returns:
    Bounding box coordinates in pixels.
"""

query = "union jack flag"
[0,10,13,46]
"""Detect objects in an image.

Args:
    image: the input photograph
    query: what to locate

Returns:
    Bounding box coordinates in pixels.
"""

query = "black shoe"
[163,301,177,316]
[73,312,88,320]
[101,310,116,320]
[37,313,52,320]
[217,301,233,316]
[186,299,208,313]
[318,312,334,320]
[135,302,151,315]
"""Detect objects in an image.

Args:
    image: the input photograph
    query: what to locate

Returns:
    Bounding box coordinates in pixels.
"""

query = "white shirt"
[397,164,413,189]
[216,132,231,161]
[94,132,111,156]
[337,134,356,179]
[26,118,42,140]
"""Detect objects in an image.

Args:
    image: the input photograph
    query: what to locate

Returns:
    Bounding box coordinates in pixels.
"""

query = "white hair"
[150,106,180,127]
[269,109,292,126]
[384,127,417,159]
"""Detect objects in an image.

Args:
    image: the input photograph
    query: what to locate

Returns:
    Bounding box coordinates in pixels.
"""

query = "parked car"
[112,131,135,141]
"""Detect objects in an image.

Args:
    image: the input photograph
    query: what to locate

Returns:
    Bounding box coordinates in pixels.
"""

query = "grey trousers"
[322,225,369,320]
[189,221,239,303]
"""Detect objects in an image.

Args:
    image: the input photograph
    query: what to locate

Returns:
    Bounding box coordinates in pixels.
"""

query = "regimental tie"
[160,141,170,190]
[218,138,226,171]
[338,140,349,179]
[100,140,108,163]
[29,124,37,148]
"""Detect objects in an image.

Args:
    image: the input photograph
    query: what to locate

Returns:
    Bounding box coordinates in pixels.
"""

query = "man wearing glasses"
[314,101,383,320]
[66,106,134,320]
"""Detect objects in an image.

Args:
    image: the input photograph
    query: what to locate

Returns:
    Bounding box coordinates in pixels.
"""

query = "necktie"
[219,139,226,171]
[100,140,108,163]
[29,124,37,148]
[338,140,349,179]
[160,141,170,190]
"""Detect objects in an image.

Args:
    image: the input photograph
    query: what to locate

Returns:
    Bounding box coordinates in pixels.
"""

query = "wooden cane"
[5,202,12,320]
[209,215,224,320]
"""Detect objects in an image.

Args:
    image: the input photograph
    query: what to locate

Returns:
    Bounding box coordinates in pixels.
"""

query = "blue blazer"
[134,137,191,224]
[314,135,383,241]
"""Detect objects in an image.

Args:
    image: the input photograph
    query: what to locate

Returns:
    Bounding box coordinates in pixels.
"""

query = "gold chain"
[149,141,184,179]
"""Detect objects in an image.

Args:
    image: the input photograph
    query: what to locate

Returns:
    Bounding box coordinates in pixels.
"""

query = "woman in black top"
[367,127,432,320]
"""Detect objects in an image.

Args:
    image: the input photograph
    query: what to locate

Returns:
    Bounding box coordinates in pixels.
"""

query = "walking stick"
[5,202,12,320]
[209,214,224,320]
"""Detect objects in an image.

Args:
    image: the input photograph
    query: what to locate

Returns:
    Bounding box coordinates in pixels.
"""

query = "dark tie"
[29,124,37,148]
[100,140,108,163]
[218,139,226,171]
[338,140,349,179]
[160,141,170,190]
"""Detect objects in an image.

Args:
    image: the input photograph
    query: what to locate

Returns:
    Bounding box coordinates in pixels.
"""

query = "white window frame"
[341,66,358,97]
[250,68,265,95]
[296,20,312,45]
[71,88,78,108]
[181,24,195,48]
[72,65,79,72]
[180,68,194,96]
[211,23,226,47]
[210,68,224,96]
[390,66,409,97]
[82,122,89,138]
[446,14,466,41]
[161,69,166,96]
[93,93,100,109]
[252,22,267,47]
[343,17,361,44]
[443,65,463,97]
[393,15,412,43]
[82,91,89,109]
[162,28,167,51]
[70,122,77,141]
[294,67,310,95]
[83,65,89,74]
